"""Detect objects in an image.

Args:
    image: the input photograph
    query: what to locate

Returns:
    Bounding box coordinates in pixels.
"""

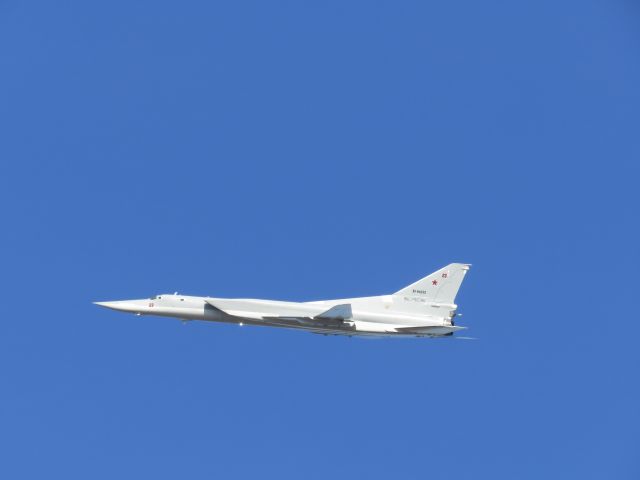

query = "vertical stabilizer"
[393,263,471,304]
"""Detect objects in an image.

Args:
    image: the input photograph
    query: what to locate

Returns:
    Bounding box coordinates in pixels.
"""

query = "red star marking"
[432,280,438,286]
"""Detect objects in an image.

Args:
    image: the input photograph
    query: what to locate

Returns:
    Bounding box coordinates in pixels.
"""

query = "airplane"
[94,263,471,338]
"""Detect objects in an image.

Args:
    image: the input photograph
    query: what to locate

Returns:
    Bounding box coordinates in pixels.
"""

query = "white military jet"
[95,263,471,338]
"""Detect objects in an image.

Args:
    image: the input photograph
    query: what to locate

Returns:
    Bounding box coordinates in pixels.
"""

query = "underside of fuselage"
[95,295,465,338]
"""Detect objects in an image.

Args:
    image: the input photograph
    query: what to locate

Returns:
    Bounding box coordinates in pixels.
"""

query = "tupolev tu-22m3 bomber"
[95,263,471,338]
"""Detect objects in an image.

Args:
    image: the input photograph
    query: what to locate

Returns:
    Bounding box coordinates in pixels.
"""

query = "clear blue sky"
[1,1,638,478]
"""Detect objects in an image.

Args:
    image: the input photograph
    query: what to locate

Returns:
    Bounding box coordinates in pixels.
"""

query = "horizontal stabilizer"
[315,304,352,320]
[395,325,467,335]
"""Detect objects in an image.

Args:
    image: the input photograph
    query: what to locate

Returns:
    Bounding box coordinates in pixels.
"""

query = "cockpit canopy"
[149,293,180,301]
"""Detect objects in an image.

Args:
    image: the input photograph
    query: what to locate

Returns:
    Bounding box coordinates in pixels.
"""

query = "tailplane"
[394,263,471,304]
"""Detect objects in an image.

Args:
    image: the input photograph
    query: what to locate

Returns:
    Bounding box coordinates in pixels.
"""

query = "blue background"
[1,1,638,478]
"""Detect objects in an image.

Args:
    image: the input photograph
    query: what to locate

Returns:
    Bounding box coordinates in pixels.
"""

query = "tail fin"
[394,263,471,304]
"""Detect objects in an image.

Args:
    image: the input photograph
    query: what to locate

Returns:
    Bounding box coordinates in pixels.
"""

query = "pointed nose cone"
[93,300,143,313]
[93,301,114,308]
